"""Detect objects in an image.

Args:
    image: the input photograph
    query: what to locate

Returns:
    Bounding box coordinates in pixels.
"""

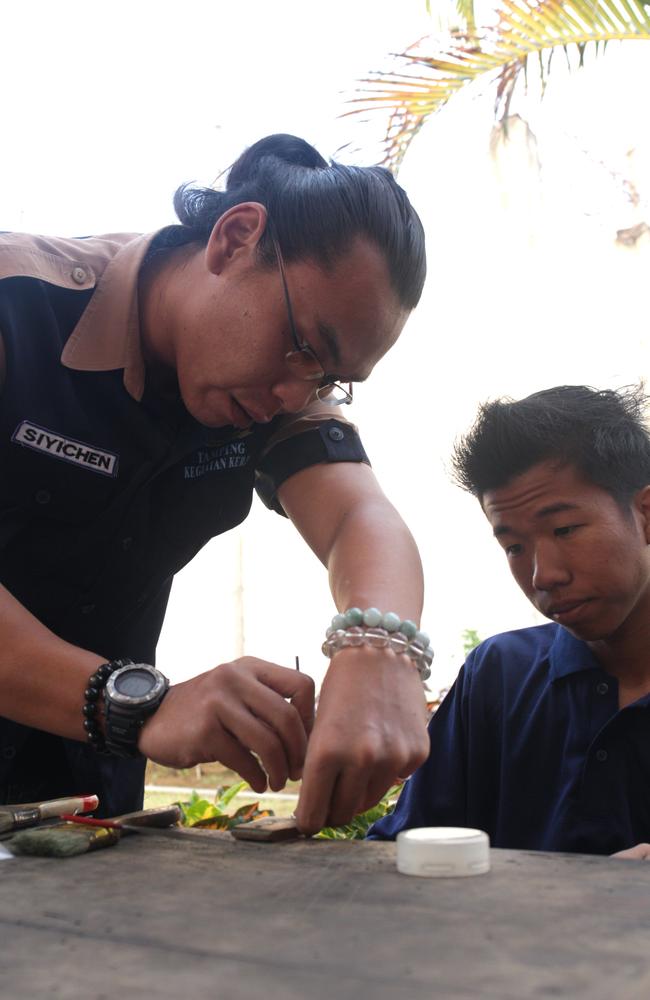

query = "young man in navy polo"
[370,385,650,856]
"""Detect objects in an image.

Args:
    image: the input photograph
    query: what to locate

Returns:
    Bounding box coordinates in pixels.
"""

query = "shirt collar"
[61,231,159,401]
[548,625,603,680]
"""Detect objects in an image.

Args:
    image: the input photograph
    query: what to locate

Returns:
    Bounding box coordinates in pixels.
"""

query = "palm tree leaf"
[350,0,650,171]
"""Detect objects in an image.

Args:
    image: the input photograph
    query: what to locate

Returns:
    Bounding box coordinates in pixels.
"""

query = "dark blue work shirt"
[369,624,650,854]
[0,231,369,816]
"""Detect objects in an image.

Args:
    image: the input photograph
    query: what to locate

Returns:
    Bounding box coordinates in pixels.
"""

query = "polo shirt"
[368,624,650,854]
[0,229,369,815]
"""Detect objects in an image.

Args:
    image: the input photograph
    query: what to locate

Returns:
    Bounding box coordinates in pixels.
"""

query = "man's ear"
[634,485,650,543]
[205,202,268,275]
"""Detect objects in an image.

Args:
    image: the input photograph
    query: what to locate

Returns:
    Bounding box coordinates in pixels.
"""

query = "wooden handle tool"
[230,816,302,843]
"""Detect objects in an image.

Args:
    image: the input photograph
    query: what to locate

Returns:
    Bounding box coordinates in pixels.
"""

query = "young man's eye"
[554,524,582,537]
[505,543,523,557]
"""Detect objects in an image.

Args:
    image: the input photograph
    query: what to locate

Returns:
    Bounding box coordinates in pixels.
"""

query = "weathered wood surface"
[1,832,649,999]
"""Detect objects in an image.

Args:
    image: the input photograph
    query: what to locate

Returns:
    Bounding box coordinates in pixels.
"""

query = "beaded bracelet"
[83,658,133,753]
[322,608,433,681]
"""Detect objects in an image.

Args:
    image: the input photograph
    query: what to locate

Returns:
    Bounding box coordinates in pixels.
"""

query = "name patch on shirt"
[12,421,119,477]
[184,441,250,479]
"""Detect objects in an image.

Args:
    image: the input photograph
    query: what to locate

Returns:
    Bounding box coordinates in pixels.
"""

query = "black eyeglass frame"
[268,232,353,406]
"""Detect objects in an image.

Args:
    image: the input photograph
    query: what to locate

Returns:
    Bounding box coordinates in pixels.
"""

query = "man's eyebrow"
[493,502,581,538]
[536,502,580,519]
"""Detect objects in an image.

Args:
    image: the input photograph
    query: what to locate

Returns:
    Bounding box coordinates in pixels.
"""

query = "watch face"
[106,664,168,706]
[114,668,156,699]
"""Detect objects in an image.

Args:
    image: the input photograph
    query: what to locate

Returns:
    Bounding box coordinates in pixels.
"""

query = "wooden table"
[1,831,649,999]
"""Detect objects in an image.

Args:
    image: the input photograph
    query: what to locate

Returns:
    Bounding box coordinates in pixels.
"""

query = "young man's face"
[482,460,650,643]
[171,233,408,430]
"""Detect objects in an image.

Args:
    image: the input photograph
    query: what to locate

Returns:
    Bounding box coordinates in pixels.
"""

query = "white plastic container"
[396,827,490,877]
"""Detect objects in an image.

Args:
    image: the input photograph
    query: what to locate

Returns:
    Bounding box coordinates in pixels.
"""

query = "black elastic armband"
[255,419,370,514]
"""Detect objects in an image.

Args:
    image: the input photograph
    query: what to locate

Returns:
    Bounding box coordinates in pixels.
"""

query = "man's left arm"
[278,460,430,834]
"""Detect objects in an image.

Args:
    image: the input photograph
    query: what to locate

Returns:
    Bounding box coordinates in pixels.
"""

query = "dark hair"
[452,384,650,505]
[169,133,426,309]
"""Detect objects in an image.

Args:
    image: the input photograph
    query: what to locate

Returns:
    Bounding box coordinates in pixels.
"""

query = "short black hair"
[452,384,650,505]
[166,133,426,310]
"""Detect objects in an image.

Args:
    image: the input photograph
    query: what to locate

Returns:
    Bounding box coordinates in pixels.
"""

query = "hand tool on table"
[0,794,99,835]
[8,804,182,857]
[230,816,302,842]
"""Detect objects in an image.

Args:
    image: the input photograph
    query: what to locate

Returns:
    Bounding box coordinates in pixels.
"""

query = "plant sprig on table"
[315,785,403,841]
[178,783,273,830]
[176,781,402,838]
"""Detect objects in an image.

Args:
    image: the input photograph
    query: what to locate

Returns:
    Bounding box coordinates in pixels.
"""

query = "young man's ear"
[634,485,650,544]
[205,202,268,275]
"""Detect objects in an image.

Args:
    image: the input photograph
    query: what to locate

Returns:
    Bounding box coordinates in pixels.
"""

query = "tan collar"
[61,231,159,400]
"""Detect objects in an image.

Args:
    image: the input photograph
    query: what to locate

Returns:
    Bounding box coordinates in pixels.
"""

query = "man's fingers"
[215,730,269,794]
[294,751,338,835]
[323,769,368,830]
[255,662,316,736]
[612,842,650,860]
[357,774,401,817]
[237,683,308,782]
[220,704,291,791]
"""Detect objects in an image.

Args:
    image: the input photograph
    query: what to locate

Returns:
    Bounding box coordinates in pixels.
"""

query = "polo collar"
[548,625,604,680]
[61,232,158,401]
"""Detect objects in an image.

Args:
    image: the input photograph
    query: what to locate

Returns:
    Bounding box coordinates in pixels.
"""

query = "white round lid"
[396,826,490,878]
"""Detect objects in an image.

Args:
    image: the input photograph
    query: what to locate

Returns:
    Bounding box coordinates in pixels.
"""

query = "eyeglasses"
[270,234,353,406]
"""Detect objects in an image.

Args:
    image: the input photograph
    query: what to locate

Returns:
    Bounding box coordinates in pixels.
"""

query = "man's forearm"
[0,583,105,739]
[326,494,424,623]
[278,461,425,624]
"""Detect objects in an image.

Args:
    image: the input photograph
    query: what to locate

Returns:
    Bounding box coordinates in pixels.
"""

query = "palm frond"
[351,0,650,172]
[456,0,477,30]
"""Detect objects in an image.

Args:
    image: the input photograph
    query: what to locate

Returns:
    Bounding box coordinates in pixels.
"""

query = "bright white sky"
[3,1,650,692]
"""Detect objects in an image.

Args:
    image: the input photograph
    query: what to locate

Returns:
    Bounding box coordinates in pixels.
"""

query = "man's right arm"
[0,582,315,792]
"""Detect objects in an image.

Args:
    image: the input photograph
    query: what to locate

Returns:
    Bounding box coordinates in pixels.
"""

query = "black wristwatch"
[104,662,170,758]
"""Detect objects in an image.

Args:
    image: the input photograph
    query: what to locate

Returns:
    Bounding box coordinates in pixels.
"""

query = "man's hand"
[611,843,650,860]
[138,657,315,793]
[294,647,429,834]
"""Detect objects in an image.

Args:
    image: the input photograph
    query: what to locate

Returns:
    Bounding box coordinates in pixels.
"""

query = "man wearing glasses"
[0,134,429,833]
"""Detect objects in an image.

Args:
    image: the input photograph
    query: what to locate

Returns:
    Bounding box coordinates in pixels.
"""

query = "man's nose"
[272,377,318,413]
[531,542,571,591]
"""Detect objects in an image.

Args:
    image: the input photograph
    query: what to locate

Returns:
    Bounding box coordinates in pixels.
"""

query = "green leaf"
[216,781,248,809]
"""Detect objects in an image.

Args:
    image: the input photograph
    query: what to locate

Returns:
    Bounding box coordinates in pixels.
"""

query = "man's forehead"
[482,461,588,525]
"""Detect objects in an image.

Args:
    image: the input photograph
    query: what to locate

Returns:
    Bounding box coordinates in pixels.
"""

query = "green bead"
[344,607,363,627]
[400,619,418,639]
[415,630,430,648]
[363,607,382,627]
[382,612,401,632]
[331,613,347,631]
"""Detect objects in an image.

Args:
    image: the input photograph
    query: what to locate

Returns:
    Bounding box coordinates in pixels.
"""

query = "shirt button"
[596,749,608,762]
[596,682,609,695]
[80,603,96,615]
[71,266,87,284]
[2,746,16,760]
[35,489,51,505]
[328,427,344,442]
[121,536,133,551]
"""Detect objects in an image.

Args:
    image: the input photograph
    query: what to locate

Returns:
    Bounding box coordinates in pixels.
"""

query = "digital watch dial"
[104,663,169,758]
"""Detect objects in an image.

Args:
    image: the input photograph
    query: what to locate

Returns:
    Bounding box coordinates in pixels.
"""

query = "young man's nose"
[531,543,571,591]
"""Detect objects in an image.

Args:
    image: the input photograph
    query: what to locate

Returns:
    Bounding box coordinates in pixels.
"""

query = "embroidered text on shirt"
[11,421,119,477]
